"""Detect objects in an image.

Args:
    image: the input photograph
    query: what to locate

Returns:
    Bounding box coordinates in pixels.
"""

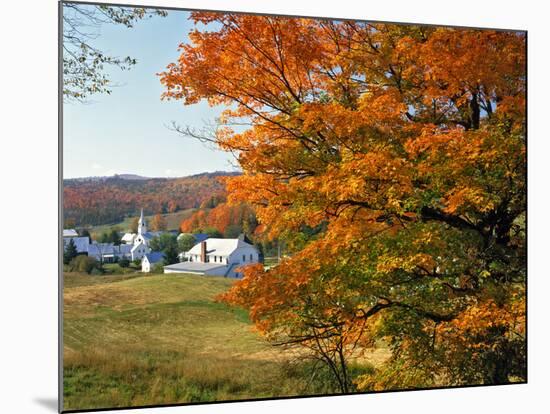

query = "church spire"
[138,208,147,235]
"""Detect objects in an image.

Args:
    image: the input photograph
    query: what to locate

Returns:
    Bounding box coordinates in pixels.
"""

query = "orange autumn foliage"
[161,15,526,391]
[179,202,257,236]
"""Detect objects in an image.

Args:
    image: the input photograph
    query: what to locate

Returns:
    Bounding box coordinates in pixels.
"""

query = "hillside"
[63,172,239,227]
[63,273,376,410]
[89,209,196,235]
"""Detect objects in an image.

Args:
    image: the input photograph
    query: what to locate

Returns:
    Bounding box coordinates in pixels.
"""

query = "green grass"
[63,272,348,411]
[89,209,196,235]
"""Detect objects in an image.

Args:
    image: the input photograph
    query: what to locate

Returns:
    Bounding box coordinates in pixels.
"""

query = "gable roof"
[164,262,227,273]
[186,238,256,257]
[88,243,132,256]
[63,229,79,237]
[121,232,136,242]
[131,241,147,252]
[144,252,164,264]
[141,231,162,241]
[193,233,209,243]
[63,236,89,253]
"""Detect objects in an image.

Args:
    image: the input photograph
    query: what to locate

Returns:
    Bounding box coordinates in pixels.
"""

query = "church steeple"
[138,208,147,235]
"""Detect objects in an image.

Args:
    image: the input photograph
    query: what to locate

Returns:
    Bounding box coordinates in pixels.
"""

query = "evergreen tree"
[99,232,110,244]
[109,228,121,245]
[63,238,78,265]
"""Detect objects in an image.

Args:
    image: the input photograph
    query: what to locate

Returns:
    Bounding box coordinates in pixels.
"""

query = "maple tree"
[179,201,258,236]
[160,14,526,392]
[150,213,167,231]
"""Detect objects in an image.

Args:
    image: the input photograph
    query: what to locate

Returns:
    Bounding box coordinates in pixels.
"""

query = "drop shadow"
[34,397,58,412]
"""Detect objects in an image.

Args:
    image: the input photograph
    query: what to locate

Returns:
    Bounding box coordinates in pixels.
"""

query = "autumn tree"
[179,202,257,235]
[130,216,139,233]
[64,218,76,229]
[161,14,526,392]
[150,213,167,231]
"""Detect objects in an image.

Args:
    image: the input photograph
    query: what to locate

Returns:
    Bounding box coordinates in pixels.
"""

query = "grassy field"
[89,209,195,235]
[64,272,374,411]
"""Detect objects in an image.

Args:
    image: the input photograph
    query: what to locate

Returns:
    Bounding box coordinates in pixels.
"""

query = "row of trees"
[161,14,526,392]
[180,202,258,238]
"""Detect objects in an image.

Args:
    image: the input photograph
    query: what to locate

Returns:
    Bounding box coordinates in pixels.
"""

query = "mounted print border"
[59,1,527,412]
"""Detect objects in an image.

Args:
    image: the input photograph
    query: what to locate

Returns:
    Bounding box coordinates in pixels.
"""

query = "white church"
[64,208,261,277]
[73,209,154,263]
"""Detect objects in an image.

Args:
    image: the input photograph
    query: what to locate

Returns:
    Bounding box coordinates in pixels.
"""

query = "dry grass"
[63,273,339,411]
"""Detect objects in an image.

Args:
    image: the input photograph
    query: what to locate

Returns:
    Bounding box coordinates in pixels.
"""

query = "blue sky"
[63,6,237,179]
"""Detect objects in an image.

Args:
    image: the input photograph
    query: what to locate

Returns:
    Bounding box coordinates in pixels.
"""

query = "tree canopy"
[160,14,526,392]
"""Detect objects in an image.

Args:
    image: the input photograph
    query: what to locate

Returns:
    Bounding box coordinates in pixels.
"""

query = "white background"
[1,0,548,413]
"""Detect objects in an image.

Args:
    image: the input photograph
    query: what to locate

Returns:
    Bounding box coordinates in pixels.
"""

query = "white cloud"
[164,169,181,177]
[91,163,102,170]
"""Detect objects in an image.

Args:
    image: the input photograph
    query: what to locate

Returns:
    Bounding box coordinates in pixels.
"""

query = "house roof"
[193,233,209,243]
[163,262,227,273]
[186,238,255,257]
[144,252,164,264]
[63,229,79,237]
[141,231,162,241]
[88,243,132,256]
[121,232,136,242]
[63,236,89,253]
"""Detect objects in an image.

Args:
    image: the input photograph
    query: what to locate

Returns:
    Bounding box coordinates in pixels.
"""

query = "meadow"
[63,272,383,410]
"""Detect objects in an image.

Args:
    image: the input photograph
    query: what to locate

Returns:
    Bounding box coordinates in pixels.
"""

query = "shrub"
[152,263,165,274]
[89,267,103,276]
[69,255,101,274]
[118,258,130,268]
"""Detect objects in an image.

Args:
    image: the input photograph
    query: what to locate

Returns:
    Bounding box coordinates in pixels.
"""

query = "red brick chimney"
[200,241,207,263]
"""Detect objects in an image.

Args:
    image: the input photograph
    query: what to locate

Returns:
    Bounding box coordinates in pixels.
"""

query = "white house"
[63,229,79,237]
[165,236,260,278]
[121,232,136,244]
[141,252,164,272]
[88,243,133,263]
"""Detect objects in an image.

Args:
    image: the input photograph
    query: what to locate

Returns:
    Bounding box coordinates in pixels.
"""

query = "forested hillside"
[179,202,258,237]
[63,172,239,226]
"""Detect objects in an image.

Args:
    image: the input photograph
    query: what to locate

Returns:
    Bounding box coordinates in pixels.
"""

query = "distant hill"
[63,171,240,227]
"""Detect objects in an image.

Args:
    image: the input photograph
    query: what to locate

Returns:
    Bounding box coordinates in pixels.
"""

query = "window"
[250,254,253,261]
[243,254,246,262]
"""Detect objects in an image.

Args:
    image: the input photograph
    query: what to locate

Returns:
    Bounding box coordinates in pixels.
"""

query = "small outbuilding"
[142,252,164,273]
